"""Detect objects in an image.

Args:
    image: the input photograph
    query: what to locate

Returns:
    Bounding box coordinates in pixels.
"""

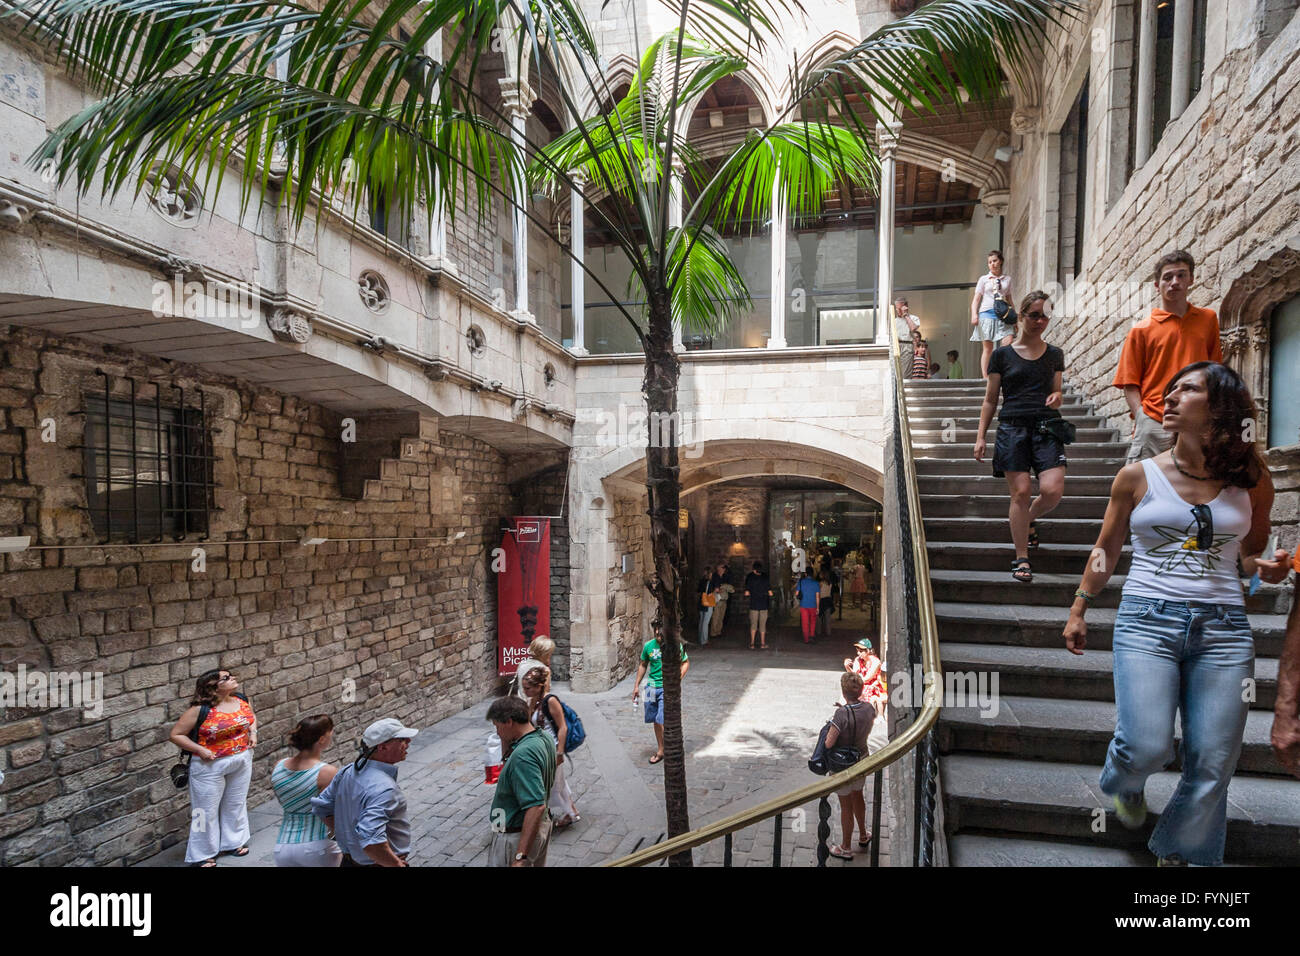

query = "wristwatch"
[514,852,529,863]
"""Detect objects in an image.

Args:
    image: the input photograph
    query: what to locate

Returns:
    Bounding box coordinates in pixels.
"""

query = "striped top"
[272,759,330,845]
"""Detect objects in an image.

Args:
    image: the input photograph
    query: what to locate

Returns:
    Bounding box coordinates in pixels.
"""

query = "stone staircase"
[904,377,1300,866]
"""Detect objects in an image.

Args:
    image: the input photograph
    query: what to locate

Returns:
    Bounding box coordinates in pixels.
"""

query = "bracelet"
[1073,588,1096,605]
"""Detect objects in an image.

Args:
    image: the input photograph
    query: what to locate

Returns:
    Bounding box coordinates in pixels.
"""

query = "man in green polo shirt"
[631,627,689,765]
[487,695,556,866]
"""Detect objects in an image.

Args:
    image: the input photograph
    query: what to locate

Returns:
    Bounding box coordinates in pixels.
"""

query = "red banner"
[497,516,551,677]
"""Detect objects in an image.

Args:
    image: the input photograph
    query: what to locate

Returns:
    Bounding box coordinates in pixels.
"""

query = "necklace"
[1171,449,1212,481]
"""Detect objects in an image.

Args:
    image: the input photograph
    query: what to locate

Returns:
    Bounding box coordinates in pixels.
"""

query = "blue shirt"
[311,759,409,864]
[797,577,821,609]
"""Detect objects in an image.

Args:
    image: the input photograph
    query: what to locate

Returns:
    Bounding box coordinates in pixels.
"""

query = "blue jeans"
[698,606,712,645]
[1099,597,1254,865]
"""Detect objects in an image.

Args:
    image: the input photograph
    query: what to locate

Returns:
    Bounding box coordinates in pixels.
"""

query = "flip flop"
[221,846,250,858]
[829,844,853,860]
[191,858,217,868]
[648,753,663,764]
[858,835,873,848]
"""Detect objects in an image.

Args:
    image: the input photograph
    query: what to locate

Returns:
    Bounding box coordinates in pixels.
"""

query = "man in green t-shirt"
[487,695,556,866]
[945,350,964,380]
[631,628,690,765]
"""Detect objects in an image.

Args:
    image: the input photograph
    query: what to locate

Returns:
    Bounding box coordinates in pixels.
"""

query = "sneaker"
[1156,855,1187,867]
[1112,792,1147,829]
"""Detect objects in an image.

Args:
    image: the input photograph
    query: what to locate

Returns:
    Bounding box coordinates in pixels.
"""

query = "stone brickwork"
[1009,0,1300,583]
[702,486,769,616]
[607,495,652,682]
[0,326,522,866]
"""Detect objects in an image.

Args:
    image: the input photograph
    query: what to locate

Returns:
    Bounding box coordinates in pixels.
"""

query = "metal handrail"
[608,318,944,866]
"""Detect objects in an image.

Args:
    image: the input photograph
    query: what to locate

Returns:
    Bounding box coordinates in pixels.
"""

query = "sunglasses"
[1190,504,1214,551]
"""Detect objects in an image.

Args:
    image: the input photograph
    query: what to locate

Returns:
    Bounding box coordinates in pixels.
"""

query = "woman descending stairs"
[904,376,1300,866]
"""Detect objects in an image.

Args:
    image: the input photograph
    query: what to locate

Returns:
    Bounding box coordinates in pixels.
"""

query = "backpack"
[542,693,586,753]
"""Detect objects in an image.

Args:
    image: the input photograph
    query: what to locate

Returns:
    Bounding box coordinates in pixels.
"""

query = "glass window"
[1269,296,1300,448]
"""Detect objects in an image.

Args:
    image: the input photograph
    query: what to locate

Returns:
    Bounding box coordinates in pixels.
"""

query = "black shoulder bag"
[169,693,248,788]
[808,704,864,775]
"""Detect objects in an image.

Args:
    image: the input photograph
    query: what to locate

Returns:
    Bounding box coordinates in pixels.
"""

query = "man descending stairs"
[904,376,1300,866]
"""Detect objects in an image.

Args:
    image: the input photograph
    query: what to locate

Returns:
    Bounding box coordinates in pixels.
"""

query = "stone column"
[420,30,456,275]
[1170,0,1193,119]
[1134,0,1157,167]
[768,167,788,349]
[874,120,903,346]
[670,159,685,352]
[499,77,536,323]
[570,170,588,355]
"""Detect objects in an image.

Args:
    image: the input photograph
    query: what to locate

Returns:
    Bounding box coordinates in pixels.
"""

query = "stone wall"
[702,486,769,618]
[1010,0,1300,584]
[607,494,651,683]
[0,326,520,866]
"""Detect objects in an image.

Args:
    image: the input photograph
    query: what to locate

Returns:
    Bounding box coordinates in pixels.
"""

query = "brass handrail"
[608,317,944,866]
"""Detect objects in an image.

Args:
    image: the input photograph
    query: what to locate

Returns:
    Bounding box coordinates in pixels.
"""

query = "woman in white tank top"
[1063,363,1289,865]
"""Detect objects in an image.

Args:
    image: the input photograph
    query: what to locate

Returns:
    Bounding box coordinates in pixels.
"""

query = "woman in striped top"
[272,715,343,867]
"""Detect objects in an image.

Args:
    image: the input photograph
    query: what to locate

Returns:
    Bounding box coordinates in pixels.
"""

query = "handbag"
[1036,416,1077,445]
[701,590,717,608]
[808,704,865,775]
[992,291,1017,326]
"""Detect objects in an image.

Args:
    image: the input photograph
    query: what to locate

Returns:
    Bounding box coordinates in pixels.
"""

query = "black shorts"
[992,419,1067,478]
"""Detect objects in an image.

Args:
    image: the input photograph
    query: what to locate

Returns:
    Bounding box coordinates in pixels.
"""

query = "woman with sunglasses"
[1064,362,1290,865]
[169,668,258,866]
[973,291,1067,584]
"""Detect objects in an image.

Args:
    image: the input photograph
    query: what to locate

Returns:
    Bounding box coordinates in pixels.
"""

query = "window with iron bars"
[81,382,214,543]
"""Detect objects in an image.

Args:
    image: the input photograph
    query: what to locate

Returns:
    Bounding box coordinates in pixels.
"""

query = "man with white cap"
[311,716,417,867]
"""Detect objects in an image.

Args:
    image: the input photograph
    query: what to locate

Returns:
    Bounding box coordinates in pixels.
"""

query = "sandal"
[1011,558,1033,583]
[553,815,575,830]
[858,834,873,848]
[828,844,854,860]
[192,858,217,868]
[221,846,250,858]
[648,753,663,765]
[1028,521,1040,549]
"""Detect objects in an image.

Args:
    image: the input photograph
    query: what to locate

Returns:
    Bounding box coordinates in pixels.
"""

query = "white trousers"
[274,838,343,867]
[185,749,253,863]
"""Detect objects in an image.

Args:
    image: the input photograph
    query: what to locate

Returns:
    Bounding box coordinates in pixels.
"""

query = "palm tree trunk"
[642,288,692,865]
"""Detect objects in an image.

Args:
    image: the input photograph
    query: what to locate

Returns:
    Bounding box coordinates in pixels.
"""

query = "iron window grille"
[79,371,215,543]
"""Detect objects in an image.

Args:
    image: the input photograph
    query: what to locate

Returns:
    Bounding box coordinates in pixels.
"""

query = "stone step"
[926,541,1129,574]
[915,457,1127,477]
[924,516,1107,544]
[908,411,1103,429]
[904,392,1085,408]
[933,601,1291,657]
[906,381,1083,394]
[909,427,1118,444]
[939,641,1279,708]
[936,695,1291,776]
[920,494,1109,518]
[920,476,1116,497]
[929,569,1278,614]
[941,754,1300,863]
[947,832,1155,866]
[912,442,1130,460]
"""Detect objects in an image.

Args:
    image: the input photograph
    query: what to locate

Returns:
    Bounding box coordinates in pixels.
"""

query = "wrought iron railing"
[607,322,944,867]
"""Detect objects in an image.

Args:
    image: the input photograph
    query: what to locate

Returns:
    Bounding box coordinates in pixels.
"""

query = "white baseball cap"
[362,717,419,748]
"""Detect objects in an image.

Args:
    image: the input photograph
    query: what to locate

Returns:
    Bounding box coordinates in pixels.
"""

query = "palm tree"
[11,0,1076,863]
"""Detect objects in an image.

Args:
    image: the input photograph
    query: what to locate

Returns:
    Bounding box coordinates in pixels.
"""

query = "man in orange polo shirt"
[1112,250,1223,462]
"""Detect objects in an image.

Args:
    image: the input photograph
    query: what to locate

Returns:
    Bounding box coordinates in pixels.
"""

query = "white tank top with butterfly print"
[1122,458,1252,606]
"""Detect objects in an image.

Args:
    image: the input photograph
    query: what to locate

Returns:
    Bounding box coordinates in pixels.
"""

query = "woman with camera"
[271,715,343,867]
[973,291,1068,584]
[1064,362,1290,866]
[169,668,257,866]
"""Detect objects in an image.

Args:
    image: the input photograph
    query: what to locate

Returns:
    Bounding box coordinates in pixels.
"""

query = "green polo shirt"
[491,729,556,830]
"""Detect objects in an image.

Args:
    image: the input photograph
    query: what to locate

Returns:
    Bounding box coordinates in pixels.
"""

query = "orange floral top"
[197,700,256,758]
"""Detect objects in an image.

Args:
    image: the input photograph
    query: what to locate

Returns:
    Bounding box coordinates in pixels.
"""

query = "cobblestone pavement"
[139,605,890,868]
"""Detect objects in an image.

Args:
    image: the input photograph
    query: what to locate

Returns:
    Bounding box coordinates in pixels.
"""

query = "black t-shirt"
[989,343,1065,420]
[744,573,770,610]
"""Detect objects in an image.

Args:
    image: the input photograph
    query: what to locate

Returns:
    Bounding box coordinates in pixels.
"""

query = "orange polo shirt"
[1112,304,1223,422]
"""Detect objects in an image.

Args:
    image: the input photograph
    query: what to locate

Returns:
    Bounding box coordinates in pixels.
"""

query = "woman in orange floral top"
[169,668,258,867]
